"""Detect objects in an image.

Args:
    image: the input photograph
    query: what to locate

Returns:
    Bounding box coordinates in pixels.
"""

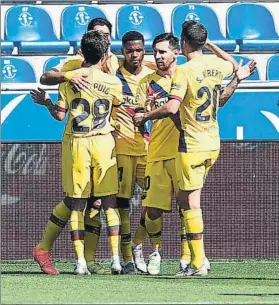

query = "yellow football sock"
[133,214,148,245]
[84,212,101,262]
[70,210,85,260]
[38,201,70,251]
[145,213,162,251]
[180,213,191,262]
[183,208,204,269]
[119,208,133,262]
[105,208,120,257]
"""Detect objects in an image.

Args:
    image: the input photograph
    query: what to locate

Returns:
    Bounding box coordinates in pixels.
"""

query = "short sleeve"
[55,83,68,112]
[169,67,188,102]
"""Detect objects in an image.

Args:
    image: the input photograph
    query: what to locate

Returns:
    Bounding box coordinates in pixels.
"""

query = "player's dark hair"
[181,20,207,50]
[122,31,145,45]
[81,31,109,65]
[87,18,112,34]
[152,33,179,51]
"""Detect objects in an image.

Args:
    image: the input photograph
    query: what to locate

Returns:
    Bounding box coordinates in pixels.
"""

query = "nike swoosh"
[1,94,26,125]
[261,111,279,133]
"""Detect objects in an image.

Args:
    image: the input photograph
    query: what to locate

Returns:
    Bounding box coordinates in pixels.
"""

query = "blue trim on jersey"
[149,80,169,99]
[178,130,187,153]
[116,69,134,97]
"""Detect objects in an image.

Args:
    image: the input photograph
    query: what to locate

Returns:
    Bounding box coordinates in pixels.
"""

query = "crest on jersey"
[75,7,90,26]
[18,7,33,27]
[2,60,17,79]
[129,7,144,26]
[185,13,200,22]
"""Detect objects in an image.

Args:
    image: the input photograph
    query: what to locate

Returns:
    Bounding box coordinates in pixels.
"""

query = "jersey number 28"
[71,98,110,133]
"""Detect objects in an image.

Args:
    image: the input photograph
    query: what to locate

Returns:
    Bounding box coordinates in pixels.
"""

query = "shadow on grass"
[220,293,279,297]
[1,271,74,275]
[142,275,279,281]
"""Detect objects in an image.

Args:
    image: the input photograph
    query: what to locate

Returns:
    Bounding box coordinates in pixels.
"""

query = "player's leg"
[84,197,110,275]
[93,133,121,274]
[68,137,92,275]
[33,136,72,275]
[176,151,211,276]
[33,198,71,275]
[116,155,137,274]
[143,160,174,275]
[175,207,191,276]
[132,208,148,273]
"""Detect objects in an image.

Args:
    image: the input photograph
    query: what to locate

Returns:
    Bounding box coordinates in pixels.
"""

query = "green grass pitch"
[1,260,279,304]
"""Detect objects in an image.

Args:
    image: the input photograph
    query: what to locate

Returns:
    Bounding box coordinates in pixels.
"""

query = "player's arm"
[205,40,238,72]
[133,99,180,126]
[219,59,257,107]
[30,88,66,121]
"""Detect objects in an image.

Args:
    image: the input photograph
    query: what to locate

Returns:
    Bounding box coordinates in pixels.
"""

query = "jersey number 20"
[195,85,222,122]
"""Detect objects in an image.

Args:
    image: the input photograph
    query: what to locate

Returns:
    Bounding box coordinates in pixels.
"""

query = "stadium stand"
[43,56,68,73]
[227,3,279,52]
[229,55,261,80]
[1,56,36,83]
[266,54,279,81]
[1,39,14,54]
[112,4,165,52]
[172,4,236,52]
[177,55,187,65]
[61,5,107,51]
[5,5,70,54]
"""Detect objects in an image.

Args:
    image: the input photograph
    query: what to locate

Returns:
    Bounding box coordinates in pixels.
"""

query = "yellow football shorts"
[62,133,118,198]
[142,158,178,212]
[176,150,220,191]
[116,154,147,199]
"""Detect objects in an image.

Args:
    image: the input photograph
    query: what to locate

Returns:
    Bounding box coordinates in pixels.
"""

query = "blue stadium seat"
[43,56,68,73]
[1,57,36,83]
[177,55,187,65]
[1,39,14,54]
[266,55,279,81]
[5,5,70,54]
[61,5,107,51]
[227,3,279,51]
[113,4,165,52]
[225,55,260,81]
[172,4,236,52]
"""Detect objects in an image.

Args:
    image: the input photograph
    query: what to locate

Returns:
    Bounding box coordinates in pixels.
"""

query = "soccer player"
[31,31,123,275]
[32,18,115,276]
[112,31,154,274]
[133,21,256,276]
[134,33,181,275]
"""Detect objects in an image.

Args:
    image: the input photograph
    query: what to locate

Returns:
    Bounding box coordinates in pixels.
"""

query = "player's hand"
[146,95,155,112]
[70,74,91,92]
[30,88,50,106]
[102,54,114,74]
[133,113,146,127]
[236,59,257,82]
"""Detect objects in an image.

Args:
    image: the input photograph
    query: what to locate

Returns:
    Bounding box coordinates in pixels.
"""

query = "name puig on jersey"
[93,83,110,95]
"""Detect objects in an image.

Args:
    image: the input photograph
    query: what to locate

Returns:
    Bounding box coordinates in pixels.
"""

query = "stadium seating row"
[2,3,279,54]
[2,54,279,83]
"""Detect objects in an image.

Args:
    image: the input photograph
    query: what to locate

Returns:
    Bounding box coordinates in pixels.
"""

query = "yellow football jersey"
[112,65,154,156]
[169,55,234,152]
[137,71,179,162]
[53,52,121,75]
[56,67,123,137]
